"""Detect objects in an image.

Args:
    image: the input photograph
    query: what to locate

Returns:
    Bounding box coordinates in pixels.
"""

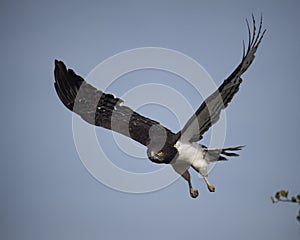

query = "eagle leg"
[203,176,215,192]
[181,170,199,198]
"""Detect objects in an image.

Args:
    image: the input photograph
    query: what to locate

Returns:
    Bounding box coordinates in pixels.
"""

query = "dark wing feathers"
[54,16,265,146]
[179,15,265,142]
[54,60,176,147]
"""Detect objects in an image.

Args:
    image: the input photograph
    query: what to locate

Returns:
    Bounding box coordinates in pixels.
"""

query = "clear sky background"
[1,0,300,239]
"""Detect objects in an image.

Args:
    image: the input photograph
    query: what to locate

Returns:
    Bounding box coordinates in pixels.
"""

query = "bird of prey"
[54,16,265,198]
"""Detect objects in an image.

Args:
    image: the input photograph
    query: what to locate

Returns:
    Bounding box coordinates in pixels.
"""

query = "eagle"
[54,16,265,198]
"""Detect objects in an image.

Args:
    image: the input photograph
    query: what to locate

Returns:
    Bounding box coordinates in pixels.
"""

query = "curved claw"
[203,176,216,192]
[208,185,215,192]
[190,189,199,198]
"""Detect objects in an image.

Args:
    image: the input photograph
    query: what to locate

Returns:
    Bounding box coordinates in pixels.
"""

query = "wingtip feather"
[54,59,80,111]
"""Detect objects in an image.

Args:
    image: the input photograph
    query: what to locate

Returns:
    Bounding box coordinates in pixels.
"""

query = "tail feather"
[204,145,245,162]
[222,145,245,151]
[222,152,240,157]
[220,145,245,160]
[218,155,228,161]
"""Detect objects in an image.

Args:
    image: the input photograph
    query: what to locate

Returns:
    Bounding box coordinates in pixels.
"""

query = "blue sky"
[1,0,300,239]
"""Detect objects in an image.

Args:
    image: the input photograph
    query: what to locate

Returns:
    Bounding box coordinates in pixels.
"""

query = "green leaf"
[297,211,300,222]
[270,196,275,203]
[297,194,300,201]
[280,190,288,198]
[291,196,296,202]
[275,192,280,200]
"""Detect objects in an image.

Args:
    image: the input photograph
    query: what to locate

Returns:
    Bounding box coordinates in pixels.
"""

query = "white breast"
[173,140,209,177]
[174,141,204,164]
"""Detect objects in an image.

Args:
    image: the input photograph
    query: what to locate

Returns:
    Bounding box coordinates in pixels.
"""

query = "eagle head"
[146,145,178,164]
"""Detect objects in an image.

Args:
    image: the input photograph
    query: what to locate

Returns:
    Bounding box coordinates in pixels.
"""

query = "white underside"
[172,140,210,177]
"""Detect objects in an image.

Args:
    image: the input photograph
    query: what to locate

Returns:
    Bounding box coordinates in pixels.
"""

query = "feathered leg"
[172,162,199,198]
[181,170,199,198]
[191,160,216,193]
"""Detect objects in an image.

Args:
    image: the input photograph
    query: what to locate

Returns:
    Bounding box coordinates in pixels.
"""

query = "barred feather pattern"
[179,15,266,142]
[54,60,178,147]
[203,145,245,161]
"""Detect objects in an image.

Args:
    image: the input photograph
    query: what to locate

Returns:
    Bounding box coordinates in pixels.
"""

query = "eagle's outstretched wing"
[54,60,177,147]
[179,15,266,142]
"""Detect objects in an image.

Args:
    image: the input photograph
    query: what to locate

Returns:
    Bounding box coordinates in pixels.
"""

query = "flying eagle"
[54,16,265,198]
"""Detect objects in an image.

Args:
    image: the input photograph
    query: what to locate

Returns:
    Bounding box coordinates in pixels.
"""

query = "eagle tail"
[204,145,245,161]
[218,145,245,161]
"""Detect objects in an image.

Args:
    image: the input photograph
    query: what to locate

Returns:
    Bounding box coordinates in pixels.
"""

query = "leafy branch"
[271,190,300,222]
